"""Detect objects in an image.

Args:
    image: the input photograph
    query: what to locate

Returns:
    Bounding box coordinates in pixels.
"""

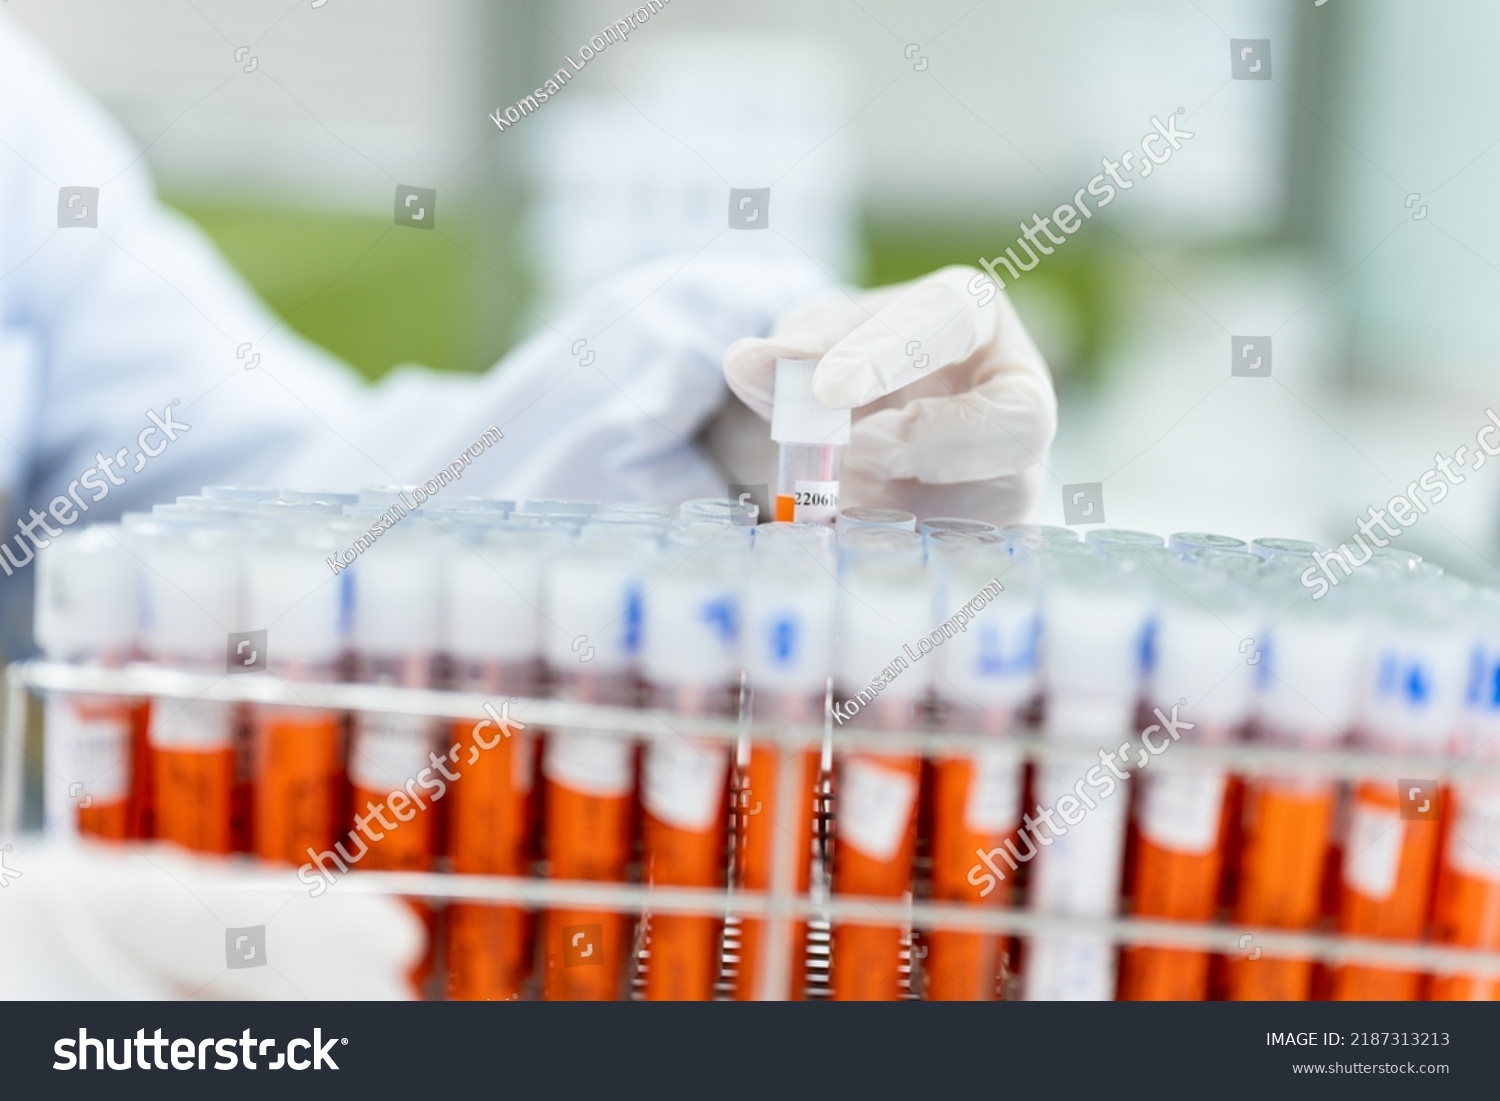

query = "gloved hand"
[0,838,424,998]
[722,265,1057,524]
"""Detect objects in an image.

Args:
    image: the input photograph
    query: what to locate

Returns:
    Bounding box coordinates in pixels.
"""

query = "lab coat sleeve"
[0,11,834,524]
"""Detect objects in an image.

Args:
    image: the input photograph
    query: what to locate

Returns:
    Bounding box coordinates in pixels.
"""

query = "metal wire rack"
[7,658,1500,998]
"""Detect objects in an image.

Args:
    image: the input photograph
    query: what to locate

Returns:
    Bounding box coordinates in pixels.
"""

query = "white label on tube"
[351,713,436,792]
[1139,769,1227,855]
[149,699,234,751]
[962,745,1021,834]
[1344,801,1404,900]
[643,739,728,832]
[794,480,839,525]
[1449,785,1500,881]
[839,756,917,861]
[544,730,634,797]
[1027,762,1129,916]
[49,699,130,803]
[1023,935,1117,1001]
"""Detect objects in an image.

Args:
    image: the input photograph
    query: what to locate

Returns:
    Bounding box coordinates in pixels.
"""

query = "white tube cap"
[35,527,138,659]
[771,358,850,446]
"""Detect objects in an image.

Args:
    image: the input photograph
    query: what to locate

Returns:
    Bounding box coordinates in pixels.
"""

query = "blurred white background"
[6,0,1498,582]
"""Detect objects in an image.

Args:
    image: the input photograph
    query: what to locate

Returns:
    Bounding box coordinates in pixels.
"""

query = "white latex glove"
[722,266,1057,524]
[0,838,424,999]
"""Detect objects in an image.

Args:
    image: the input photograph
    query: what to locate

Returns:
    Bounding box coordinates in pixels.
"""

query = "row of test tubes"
[27,486,1500,999]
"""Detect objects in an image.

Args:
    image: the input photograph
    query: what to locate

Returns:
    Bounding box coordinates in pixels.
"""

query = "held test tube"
[137,523,242,854]
[1023,554,1150,1001]
[243,527,346,866]
[36,529,141,841]
[638,539,744,1000]
[829,553,933,1001]
[735,545,836,1000]
[771,358,849,525]
[443,529,555,1001]
[540,538,649,1000]
[925,543,1035,1001]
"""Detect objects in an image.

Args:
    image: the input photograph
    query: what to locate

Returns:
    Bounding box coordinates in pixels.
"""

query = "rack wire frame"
[8,658,1500,998]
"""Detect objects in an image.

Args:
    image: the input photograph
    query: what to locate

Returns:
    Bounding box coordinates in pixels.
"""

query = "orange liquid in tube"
[36,530,147,843]
[735,551,833,1000]
[1429,782,1500,998]
[541,542,646,1001]
[829,555,930,1001]
[924,548,1032,1001]
[134,524,241,854]
[1330,622,1464,1000]
[1225,606,1363,1001]
[348,532,447,992]
[1121,583,1256,1001]
[444,530,550,1002]
[638,543,742,1001]
[244,533,348,866]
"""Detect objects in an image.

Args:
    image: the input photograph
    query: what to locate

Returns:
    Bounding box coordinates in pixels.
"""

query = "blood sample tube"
[837,507,917,533]
[1167,532,1249,555]
[445,529,558,1001]
[243,524,347,867]
[638,540,744,1000]
[924,542,1037,1000]
[136,523,242,854]
[1330,585,1466,1000]
[771,358,849,525]
[36,528,141,841]
[829,552,933,1001]
[347,525,443,884]
[1083,529,1164,549]
[735,545,835,999]
[1225,583,1365,1000]
[1022,553,1151,1001]
[1120,567,1258,999]
[1429,587,1500,999]
[539,537,653,1000]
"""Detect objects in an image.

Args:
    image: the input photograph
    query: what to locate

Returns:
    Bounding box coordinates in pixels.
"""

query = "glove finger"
[811,266,1001,409]
[723,283,920,419]
[843,354,1057,484]
[722,336,828,420]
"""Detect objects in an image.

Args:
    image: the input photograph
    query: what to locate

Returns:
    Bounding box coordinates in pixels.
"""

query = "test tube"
[1002,523,1079,556]
[923,543,1036,1000]
[1167,532,1249,555]
[1429,586,1500,999]
[1249,536,1327,559]
[771,358,849,525]
[1330,582,1466,1000]
[136,523,242,854]
[243,524,346,867]
[920,517,1001,541]
[637,543,744,1000]
[36,528,141,841]
[539,538,652,1000]
[678,497,759,526]
[346,526,444,867]
[1118,566,1258,1000]
[1083,528,1164,549]
[839,527,924,564]
[518,498,601,516]
[1225,581,1366,1000]
[444,529,558,1001]
[202,485,279,501]
[735,546,835,1000]
[1022,554,1151,1000]
[829,553,933,1000]
[837,507,917,533]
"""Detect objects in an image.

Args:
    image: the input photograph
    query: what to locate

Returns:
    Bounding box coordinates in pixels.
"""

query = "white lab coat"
[0,13,831,658]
